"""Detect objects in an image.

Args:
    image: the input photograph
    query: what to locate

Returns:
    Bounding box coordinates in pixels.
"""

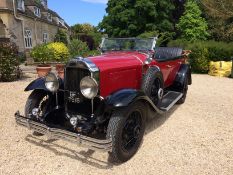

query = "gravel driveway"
[0,74,232,175]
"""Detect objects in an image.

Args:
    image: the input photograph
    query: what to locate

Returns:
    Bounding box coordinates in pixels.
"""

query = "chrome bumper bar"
[15,111,112,152]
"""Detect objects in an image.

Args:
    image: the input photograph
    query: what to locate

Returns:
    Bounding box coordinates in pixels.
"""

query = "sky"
[48,0,108,26]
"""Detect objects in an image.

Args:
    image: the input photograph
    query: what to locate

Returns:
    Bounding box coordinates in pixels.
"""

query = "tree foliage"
[99,0,175,37]
[71,23,102,50]
[176,0,209,41]
[200,0,233,41]
[54,29,69,45]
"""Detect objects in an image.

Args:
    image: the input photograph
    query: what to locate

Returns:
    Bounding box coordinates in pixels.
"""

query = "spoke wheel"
[122,111,142,151]
[150,79,161,105]
[107,102,146,163]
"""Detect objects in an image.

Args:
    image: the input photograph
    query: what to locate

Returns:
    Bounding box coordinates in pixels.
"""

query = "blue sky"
[48,0,108,26]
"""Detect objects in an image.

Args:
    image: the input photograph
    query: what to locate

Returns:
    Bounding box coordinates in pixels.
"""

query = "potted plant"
[47,42,70,79]
[30,44,53,77]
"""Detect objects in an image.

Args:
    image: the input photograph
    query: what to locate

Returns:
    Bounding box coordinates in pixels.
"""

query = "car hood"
[88,52,148,71]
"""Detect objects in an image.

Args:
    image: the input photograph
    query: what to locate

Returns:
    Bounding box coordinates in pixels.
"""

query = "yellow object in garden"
[208,61,232,77]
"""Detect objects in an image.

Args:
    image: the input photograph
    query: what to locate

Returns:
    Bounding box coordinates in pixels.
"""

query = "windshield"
[100,38,157,52]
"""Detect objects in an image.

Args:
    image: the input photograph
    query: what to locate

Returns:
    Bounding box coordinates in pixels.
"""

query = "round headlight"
[45,72,59,92]
[80,76,98,99]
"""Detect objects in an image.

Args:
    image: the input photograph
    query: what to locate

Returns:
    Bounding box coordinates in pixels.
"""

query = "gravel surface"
[0,74,232,175]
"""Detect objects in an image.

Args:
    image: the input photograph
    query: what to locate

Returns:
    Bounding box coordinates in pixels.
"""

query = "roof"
[18,0,69,29]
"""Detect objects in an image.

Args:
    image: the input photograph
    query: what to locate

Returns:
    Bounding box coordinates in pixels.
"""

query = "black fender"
[173,64,192,90]
[105,89,164,114]
[24,77,64,92]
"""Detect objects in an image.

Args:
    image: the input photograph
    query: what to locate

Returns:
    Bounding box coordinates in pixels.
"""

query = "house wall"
[0,0,68,55]
[0,0,13,9]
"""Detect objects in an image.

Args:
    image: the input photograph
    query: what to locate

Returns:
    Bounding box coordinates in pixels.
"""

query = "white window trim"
[24,30,33,48]
[34,7,41,17]
[47,13,52,22]
[17,0,25,11]
[58,18,65,26]
[43,33,48,43]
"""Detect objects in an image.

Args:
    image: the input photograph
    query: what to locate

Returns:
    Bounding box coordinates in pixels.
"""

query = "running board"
[159,91,183,111]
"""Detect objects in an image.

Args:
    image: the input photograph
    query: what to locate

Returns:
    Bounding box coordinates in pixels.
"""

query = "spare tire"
[141,67,164,106]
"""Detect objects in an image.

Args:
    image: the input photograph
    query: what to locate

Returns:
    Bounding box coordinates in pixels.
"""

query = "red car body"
[90,51,186,97]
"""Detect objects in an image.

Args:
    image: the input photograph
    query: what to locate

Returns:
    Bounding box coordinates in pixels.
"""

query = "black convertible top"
[154,47,183,61]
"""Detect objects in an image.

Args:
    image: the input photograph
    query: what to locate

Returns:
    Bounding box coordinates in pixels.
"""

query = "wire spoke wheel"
[150,79,161,105]
[122,111,142,151]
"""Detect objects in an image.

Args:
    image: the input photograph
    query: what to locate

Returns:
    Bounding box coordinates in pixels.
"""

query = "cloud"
[81,0,108,4]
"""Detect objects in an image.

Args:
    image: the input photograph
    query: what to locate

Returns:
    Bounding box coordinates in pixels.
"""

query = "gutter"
[12,0,25,51]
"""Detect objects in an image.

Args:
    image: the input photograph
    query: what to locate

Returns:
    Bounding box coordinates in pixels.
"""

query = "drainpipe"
[12,0,25,50]
[34,18,38,44]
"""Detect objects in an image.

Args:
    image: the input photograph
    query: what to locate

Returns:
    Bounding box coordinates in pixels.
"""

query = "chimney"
[41,0,48,9]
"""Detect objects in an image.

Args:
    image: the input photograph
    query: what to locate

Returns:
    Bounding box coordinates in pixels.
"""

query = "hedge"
[0,42,20,82]
[168,40,233,73]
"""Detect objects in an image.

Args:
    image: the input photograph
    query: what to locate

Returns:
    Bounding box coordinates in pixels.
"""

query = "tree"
[71,23,102,50]
[54,29,69,45]
[200,0,233,41]
[176,0,209,41]
[99,0,175,37]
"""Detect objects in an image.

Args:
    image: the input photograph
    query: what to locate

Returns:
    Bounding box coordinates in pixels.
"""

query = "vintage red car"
[15,37,192,163]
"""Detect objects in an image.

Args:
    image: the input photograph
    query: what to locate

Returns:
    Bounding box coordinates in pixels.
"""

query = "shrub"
[188,44,210,73]
[68,39,90,58]
[168,40,233,73]
[54,29,69,45]
[87,50,101,56]
[30,44,53,64]
[47,42,70,63]
[0,42,19,82]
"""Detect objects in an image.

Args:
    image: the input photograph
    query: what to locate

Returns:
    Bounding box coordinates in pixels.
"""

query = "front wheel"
[107,102,146,163]
[25,90,50,136]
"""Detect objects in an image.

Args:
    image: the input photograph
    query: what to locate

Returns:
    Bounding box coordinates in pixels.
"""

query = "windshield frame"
[100,37,157,52]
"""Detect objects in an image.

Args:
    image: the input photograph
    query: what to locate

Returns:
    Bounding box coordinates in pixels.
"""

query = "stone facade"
[0,0,69,53]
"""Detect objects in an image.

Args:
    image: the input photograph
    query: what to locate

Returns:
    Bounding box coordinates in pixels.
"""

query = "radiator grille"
[64,67,90,92]
[64,66,91,115]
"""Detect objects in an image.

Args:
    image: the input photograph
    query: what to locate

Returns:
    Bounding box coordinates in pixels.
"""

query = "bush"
[47,42,70,63]
[0,42,19,82]
[168,40,233,73]
[54,29,69,45]
[30,44,53,64]
[68,39,90,58]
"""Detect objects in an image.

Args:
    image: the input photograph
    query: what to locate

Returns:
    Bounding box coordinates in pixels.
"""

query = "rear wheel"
[107,102,146,163]
[25,90,50,136]
[176,76,188,104]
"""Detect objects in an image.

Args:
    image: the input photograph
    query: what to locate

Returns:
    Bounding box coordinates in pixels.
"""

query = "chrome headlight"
[80,76,98,99]
[45,72,59,92]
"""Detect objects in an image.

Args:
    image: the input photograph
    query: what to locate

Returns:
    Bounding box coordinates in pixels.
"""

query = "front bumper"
[15,111,112,152]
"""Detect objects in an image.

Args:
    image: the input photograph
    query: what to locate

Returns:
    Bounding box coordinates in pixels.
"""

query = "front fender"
[24,78,64,91]
[105,89,164,114]
[106,89,145,107]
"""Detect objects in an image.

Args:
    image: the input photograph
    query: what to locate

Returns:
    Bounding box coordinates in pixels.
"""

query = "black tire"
[176,76,188,104]
[107,102,146,163]
[141,67,164,106]
[25,90,49,136]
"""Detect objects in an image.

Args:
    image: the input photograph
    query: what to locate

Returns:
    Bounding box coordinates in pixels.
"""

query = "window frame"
[47,13,52,22]
[34,7,41,17]
[17,0,25,11]
[24,29,33,48]
[42,32,48,43]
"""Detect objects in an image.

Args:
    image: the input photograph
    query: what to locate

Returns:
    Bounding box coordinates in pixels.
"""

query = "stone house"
[0,0,69,54]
